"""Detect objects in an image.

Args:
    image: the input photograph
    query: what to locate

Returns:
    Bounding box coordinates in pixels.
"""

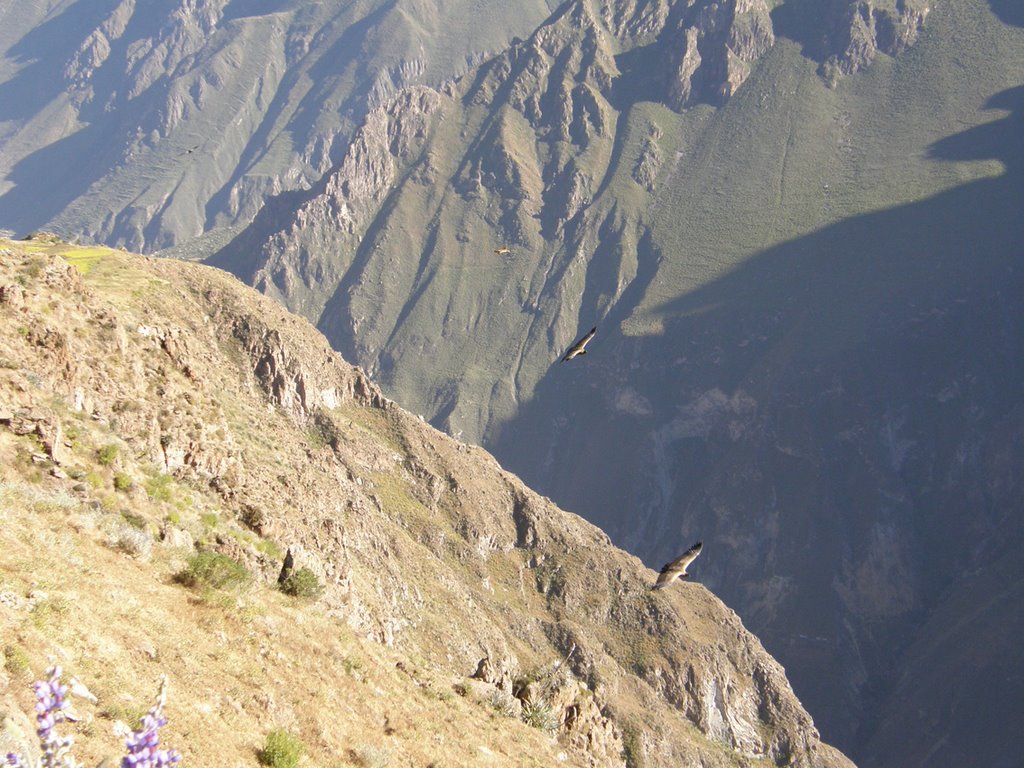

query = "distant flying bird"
[560,326,597,362]
[180,144,200,156]
[494,246,513,255]
[652,541,703,589]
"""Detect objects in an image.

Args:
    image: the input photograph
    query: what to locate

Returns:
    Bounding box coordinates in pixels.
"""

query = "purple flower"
[120,678,180,768]
[30,666,78,768]
[8,669,181,768]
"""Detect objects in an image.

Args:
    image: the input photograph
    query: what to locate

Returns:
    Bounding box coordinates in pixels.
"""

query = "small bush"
[113,473,133,492]
[144,473,174,502]
[3,644,30,676]
[239,504,266,533]
[121,510,147,529]
[111,524,152,559]
[97,444,119,466]
[489,689,518,719]
[200,512,218,529]
[351,745,391,768]
[174,551,251,591]
[278,567,324,599]
[257,729,304,768]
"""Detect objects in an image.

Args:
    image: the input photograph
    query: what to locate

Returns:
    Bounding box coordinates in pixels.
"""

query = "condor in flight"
[652,542,703,589]
[560,326,597,362]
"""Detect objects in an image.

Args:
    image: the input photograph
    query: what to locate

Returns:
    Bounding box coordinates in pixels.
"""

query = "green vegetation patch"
[278,567,324,600]
[257,729,304,768]
[3,644,31,677]
[174,551,251,591]
[113,472,134,492]
[521,698,559,734]
[143,472,174,503]
[97,444,119,466]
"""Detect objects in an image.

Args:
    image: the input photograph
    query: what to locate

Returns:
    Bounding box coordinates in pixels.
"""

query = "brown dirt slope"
[0,235,852,768]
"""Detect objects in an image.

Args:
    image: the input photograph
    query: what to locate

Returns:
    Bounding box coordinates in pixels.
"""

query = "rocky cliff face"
[818,0,930,85]
[212,85,444,320]
[664,0,776,109]
[0,236,854,767]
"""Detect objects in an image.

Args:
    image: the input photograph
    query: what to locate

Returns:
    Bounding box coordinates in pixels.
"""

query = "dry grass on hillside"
[0,445,583,767]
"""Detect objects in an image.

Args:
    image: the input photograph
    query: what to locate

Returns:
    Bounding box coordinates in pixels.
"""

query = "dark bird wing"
[652,541,702,589]
[560,326,597,362]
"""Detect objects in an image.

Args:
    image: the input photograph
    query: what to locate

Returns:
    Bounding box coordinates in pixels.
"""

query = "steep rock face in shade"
[0,236,854,768]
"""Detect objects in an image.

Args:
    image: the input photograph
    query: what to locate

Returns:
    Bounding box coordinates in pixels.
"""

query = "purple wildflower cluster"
[5,668,181,768]
[4,665,78,768]
[119,678,180,768]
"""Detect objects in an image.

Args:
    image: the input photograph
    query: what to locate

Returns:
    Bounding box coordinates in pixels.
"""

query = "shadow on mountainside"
[0,1,201,237]
[0,117,123,234]
[492,85,1024,768]
[0,2,119,124]
[0,1,130,233]
[988,0,1024,27]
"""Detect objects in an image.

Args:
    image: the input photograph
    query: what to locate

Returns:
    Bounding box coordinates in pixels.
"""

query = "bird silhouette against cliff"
[652,541,702,589]
[560,326,597,362]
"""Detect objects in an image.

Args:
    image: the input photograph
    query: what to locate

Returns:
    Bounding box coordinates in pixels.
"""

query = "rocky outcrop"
[665,0,775,109]
[819,0,930,86]
[632,125,664,190]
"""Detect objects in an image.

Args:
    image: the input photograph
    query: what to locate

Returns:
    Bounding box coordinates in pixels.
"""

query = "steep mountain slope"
[0,235,853,767]
[4,0,1022,765]
[203,0,1024,765]
[0,0,552,252]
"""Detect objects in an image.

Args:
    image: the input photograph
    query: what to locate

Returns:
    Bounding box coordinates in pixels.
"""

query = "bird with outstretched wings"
[652,541,702,589]
[494,246,513,255]
[560,326,597,362]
